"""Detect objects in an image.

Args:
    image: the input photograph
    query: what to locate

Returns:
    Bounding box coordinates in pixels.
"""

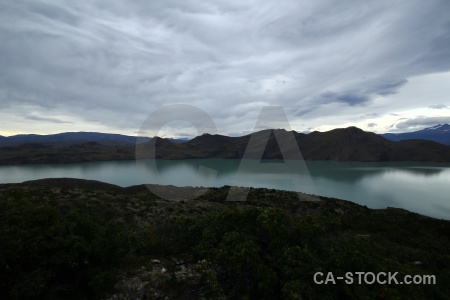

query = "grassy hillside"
[0,178,449,299]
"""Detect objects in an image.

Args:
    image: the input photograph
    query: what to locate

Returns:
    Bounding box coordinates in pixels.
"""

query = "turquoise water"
[1,159,449,219]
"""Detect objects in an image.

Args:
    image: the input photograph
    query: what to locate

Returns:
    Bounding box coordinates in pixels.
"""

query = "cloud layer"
[1,0,450,136]
[392,116,450,130]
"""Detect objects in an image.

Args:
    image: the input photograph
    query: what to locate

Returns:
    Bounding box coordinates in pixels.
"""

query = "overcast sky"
[1,0,450,137]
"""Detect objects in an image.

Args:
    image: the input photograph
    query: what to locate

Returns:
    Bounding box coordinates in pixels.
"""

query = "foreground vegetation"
[1,178,449,299]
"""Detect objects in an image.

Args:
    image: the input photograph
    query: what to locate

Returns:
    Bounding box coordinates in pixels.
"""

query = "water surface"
[1,159,449,219]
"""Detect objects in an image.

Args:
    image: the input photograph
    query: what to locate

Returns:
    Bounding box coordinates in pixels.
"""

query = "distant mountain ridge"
[381,124,450,145]
[135,126,450,162]
[0,132,192,147]
[0,132,150,147]
[1,127,450,164]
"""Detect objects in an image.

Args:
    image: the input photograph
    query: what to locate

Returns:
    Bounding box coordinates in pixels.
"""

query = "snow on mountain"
[381,124,450,145]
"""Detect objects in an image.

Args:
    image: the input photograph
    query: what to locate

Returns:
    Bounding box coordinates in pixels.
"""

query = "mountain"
[0,132,192,147]
[2,127,450,164]
[381,124,450,145]
[0,132,151,147]
[136,126,450,162]
[0,142,135,164]
[165,137,190,144]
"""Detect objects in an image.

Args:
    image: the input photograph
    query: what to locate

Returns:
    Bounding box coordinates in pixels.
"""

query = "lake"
[1,159,449,220]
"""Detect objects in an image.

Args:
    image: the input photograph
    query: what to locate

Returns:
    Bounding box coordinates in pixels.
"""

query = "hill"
[0,132,150,147]
[0,178,449,299]
[1,127,450,164]
[381,124,450,145]
[138,127,450,162]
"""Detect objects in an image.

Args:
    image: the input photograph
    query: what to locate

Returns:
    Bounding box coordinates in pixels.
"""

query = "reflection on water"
[308,162,446,183]
[0,159,449,220]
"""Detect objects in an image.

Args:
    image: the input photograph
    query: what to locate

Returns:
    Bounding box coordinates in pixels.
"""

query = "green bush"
[0,198,130,299]
[151,207,449,299]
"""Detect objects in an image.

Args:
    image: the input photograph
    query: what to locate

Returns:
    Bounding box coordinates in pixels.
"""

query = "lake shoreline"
[1,159,449,219]
[2,157,450,166]
[1,176,449,221]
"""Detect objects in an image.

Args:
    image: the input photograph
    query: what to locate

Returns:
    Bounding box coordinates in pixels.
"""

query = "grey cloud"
[370,79,408,96]
[23,115,74,124]
[393,116,450,130]
[1,0,450,135]
[406,21,450,75]
[367,123,377,128]
[428,104,449,109]
[300,77,410,114]
[293,106,320,117]
[319,91,371,106]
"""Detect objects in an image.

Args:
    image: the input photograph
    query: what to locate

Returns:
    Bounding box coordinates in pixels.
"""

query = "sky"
[1,0,450,138]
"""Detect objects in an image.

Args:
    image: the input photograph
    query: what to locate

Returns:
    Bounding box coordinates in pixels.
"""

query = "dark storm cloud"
[1,0,450,135]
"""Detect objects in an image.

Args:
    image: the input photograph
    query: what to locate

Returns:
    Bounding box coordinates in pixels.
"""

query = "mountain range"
[381,124,450,145]
[0,132,147,147]
[137,127,450,162]
[1,124,449,147]
[1,126,450,164]
[0,132,192,147]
